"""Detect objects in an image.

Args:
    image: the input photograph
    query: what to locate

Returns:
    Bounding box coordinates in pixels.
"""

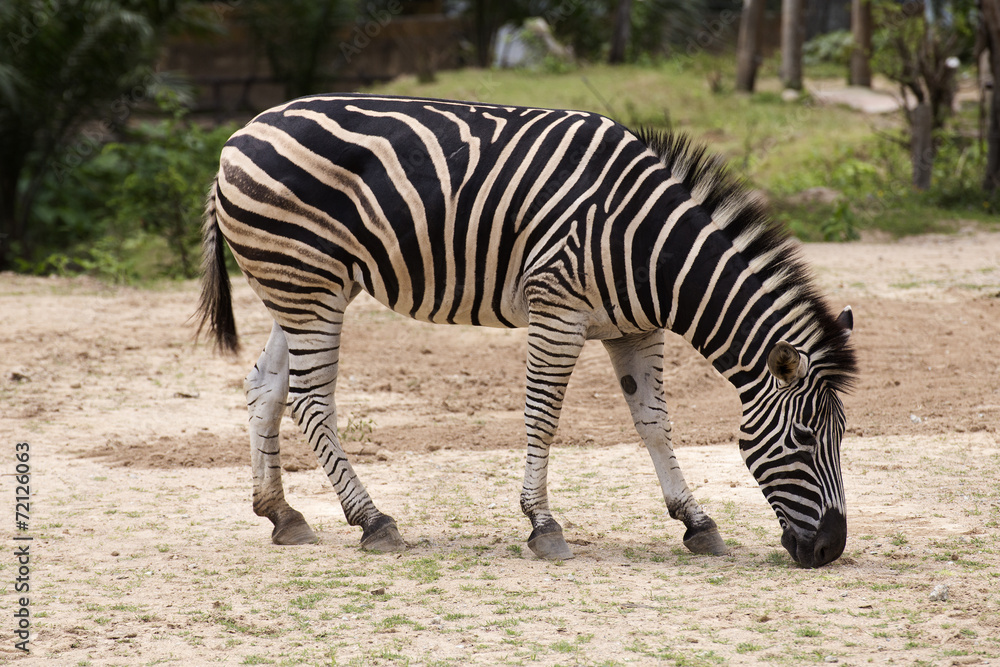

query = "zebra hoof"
[683,522,728,556]
[527,527,575,561]
[271,510,318,545]
[361,516,406,553]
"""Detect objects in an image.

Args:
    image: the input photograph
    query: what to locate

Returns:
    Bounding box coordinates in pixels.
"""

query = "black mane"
[634,128,858,393]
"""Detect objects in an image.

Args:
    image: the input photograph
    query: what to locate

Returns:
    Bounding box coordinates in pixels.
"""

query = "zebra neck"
[656,236,806,395]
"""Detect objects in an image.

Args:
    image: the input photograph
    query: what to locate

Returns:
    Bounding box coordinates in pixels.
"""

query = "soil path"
[0,231,998,665]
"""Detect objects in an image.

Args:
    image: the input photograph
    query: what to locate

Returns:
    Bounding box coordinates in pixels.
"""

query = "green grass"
[366,57,999,241]
[366,60,870,191]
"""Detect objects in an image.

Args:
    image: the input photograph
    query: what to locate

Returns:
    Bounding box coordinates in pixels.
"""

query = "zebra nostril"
[815,542,830,565]
[812,508,847,567]
[780,528,799,562]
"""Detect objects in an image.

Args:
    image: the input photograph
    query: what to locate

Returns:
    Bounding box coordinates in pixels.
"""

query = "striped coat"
[198,94,856,567]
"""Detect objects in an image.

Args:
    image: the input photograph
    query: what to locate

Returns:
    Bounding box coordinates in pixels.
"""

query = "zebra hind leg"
[283,311,405,553]
[246,322,317,545]
[520,317,587,561]
[603,332,727,557]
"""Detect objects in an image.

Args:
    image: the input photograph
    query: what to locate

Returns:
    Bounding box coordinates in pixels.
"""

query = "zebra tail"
[194,175,240,356]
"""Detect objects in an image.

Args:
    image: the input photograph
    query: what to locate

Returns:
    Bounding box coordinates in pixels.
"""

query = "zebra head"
[740,307,855,568]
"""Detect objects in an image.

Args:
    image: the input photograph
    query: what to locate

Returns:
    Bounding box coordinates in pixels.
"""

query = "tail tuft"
[194,176,240,356]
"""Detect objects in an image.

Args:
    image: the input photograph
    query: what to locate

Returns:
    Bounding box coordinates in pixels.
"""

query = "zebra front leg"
[603,332,728,556]
[283,317,405,553]
[246,322,317,545]
[521,318,587,560]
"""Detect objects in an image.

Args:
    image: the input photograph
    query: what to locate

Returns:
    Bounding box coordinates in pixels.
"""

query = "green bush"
[803,30,853,67]
[24,98,236,282]
[772,129,998,241]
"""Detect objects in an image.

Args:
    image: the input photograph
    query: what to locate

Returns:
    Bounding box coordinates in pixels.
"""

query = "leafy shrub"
[803,30,853,67]
[25,96,237,282]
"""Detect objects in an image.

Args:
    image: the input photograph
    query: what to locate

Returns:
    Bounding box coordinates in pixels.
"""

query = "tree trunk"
[474,0,490,68]
[0,155,25,271]
[849,0,872,87]
[910,102,935,190]
[781,0,804,90]
[609,0,633,64]
[0,182,17,272]
[736,0,766,93]
[982,0,1000,193]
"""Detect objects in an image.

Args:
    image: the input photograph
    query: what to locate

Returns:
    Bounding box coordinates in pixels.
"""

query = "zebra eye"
[790,425,817,453]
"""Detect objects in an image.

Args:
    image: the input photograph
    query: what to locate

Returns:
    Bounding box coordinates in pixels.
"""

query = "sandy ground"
[0,230,998,665]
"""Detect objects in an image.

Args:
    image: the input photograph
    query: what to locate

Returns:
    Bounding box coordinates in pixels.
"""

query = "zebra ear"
[836,306,853,340]
[767,341,808,386]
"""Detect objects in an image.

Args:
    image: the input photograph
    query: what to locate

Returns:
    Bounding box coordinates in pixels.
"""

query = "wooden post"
[850,0,872,87]
[736,0,766,92]
[781,0,804,90]
[982,0,1000,192]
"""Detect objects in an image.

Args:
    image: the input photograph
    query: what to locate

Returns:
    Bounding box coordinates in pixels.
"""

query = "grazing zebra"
[197,94,857,568]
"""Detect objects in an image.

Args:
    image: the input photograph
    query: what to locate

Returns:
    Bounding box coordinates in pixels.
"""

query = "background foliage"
[0,0,996,283]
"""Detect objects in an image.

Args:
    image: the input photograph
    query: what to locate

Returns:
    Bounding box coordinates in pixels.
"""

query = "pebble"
[929,584,949,602]
[824,657,839,664]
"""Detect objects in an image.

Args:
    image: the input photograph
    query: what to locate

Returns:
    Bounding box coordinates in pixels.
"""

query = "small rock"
[9,371,30,383]
[430,616,443,625]
[370,587,386,596]
[786,186,842,207]
[910,414,923,424]
[781,88,801,102]
[824,656,839,664]
[929,584,949,602]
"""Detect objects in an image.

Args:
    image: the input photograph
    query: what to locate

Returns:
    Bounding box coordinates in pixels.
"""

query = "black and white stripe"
[197,94,857,567]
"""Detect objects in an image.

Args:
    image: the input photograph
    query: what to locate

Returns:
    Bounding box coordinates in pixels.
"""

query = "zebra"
[196,93,857,568]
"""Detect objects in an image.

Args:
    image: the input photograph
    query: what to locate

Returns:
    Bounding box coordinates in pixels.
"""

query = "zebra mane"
[634,128,858,394]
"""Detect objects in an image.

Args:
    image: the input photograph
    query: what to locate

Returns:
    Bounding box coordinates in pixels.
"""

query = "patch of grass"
[765,550,790,566]
[376,614,423,631]
[405,556,442,583]
[289,592,328,610]
[736,642,762,653]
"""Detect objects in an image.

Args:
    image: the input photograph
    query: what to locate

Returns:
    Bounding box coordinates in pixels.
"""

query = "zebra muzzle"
[781,508,847,568]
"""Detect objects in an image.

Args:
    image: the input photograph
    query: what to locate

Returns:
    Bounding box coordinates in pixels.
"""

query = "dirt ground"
[1,230,998,666]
